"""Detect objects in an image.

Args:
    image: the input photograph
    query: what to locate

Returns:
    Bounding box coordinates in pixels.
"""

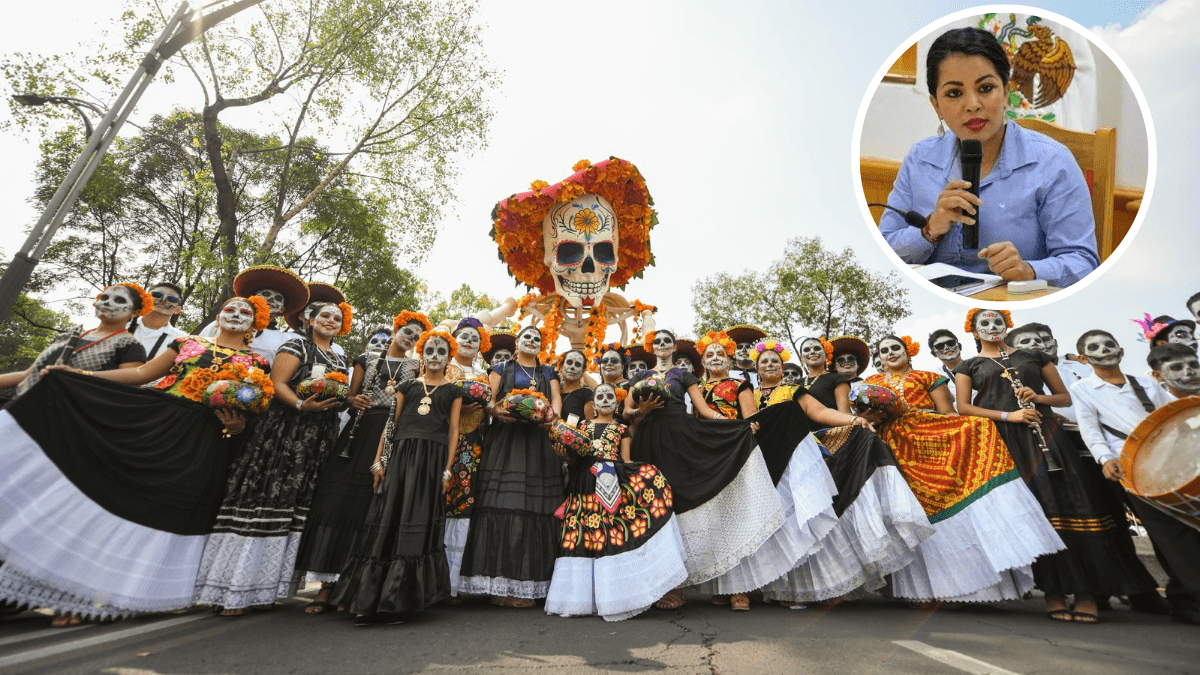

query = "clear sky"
[1,0,1194,376]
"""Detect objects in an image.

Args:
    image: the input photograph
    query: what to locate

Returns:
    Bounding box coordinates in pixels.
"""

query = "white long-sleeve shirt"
[1070,372,1173,465]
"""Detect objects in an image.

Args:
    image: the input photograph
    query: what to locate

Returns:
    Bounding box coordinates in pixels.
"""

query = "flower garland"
[642,331,658,354]
[337,302,353,336]
[212,363,276,397]
[508,387,549,403]
[582,306,607,368]
[964,308,1013,333]
[246,296,271,331]
[326,371,350,385]
[631,299,657,338]
[594,341,631,368]
[414,329,459,360]
[695,330,736,357]
[539,304,563,364]
[97,283,156,317]
[750,338,792,363]
[491,157,656,293]
[393,310,432,334]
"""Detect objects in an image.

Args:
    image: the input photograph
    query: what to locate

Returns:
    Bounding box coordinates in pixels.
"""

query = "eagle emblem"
[1004,17,1076,109]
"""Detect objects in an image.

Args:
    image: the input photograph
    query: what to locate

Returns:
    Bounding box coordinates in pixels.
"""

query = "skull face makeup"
[1010,332,1046,353]
[1081,334,1122,367]
[311,304,344,339]
[674,357,694,374]
[782,363,803,385]
[629,360,649,378]
[930,336,961,363]
[703,343,730,376]
[973,310,1008,343]
[542,194,618,309]
[422,336,451,371]
[834,354,858,378]
[254,288,287,317]
[217,298,256,334]
[1035,331,1059,359]
[367,331,391,353]
[1167,325,1197,350]
[599,350,626,379]
[456,327,482,359]
[735,342,754,368]
[560,351,586,382]
[517,328,542,356]
[396,321,425,352]
[149,285,182,315]
[94,286,137,321]
[757,350,784,382]
[800,339,825,368]
[491,349,512,366]
[1158,354,1200,394]
[652,332,675,359]
[593,384,619,416]
[877,338,909,369]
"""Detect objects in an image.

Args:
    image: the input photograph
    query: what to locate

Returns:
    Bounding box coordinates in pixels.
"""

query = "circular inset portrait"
[854,7,1154,305]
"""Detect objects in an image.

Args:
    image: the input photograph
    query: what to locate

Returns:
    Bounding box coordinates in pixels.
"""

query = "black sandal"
[1071,611,1099,624]
[1046,609,1073,622]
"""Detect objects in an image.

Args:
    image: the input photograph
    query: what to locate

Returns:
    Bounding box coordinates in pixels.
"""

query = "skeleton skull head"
[543,194,618,309]
[1167,325,1197,350]
[456,326,482,359]
[1157,353,1200,394]
[599,350,626,379]
[367,330,392,353]
[517,327,542,356]
[973,310,1008,343]
[930,335,961,363]
[1010,331,1047,353]
[703,343,730,376]
[217,298,256,334]
[311,304,344,339]
[94,285,138,321]
[1081,333,1122,367]
[593,383,619,416]
[834,354,858,378]
[782,363,803,385]
[877,338,909,370]
[396,321,425,352]
[560,351,586,381]
[800,339,825,368]
[254,288,287,317]
[629,360,649,378]
[1036,331,1059,359]
[674,357,694,375]
[735,342,755,368]
[422,336,451,371]
[491,349,513,366]
[652,332,675,361]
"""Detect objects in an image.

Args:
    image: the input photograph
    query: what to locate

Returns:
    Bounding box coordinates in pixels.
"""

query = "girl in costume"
[332,329,464,625]
[444,316,492,599]
[194,301,353,616]
[625,329,799,610]
[747,338,934,607]
[296,311,429,613]
[197,265,311,365]
[558,348,594,423]
[458,326,565,607]
[0,296,272,624]
[0,282,150,398]
[545,383,688,620]
[594,343,633,424]
[861,331,1064,603]
[955,310,1159,623]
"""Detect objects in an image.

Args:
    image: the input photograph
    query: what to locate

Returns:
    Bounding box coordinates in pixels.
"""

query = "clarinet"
[340,350,384,457]
[995,344,1062,472]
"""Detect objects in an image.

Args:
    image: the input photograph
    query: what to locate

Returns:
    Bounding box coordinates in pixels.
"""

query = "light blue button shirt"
[879,121,1099,288]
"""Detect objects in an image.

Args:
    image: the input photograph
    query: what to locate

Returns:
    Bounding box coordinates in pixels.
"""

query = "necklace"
[803,374,820,388]
[382,356,404,396]
[418,377,444,416]
[885,368,912,392]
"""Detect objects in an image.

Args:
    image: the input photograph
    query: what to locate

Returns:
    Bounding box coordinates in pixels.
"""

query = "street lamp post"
[11,95,104,140]
[0,0,267,324]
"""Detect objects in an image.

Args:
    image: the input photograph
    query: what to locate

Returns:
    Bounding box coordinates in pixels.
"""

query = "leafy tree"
[692,236,911,352]
[0,292,72,373]
[424,283,497,327]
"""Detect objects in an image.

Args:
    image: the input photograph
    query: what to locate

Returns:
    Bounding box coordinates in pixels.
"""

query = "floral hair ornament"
[415,329,459,360]
[751,338,792,363]
[643,330,675,354]
[102,283,155,317]
[899,336,921,358]
[695,330,736,357]
[336,302,354,336]
[594,341,631,367]
[491,157,657,293]
[454,317,492,354]
[964,308,1013,333]
[393,310,432,335]
[1132,313,1171,343]
[817,337,834,362]
[246,296,272,331]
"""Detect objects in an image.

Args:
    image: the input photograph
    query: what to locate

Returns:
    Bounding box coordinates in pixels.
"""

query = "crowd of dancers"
[0,265,1197,629]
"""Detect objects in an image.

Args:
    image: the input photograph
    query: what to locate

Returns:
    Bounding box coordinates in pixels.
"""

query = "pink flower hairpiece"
[1132,313,1169,343]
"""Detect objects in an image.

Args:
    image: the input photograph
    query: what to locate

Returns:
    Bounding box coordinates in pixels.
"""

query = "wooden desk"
[968,283,1061,301]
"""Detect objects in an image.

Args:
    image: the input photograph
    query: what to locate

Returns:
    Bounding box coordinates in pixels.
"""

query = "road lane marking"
[0,614,208,670]
[0,625,91,648]
[893,640,1022,675]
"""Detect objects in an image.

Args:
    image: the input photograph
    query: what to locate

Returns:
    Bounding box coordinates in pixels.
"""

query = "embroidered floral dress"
[545,420,687,620]
[442,361,490,595]
[702,377,751,419]
[154,337,270,398]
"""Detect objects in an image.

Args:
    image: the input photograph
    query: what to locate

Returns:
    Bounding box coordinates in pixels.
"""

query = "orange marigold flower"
[327,372,349,384]
[572,159,592,172]
[530,179,549,191]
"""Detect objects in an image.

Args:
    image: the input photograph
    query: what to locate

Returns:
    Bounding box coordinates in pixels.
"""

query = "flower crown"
[98,283,155,317]
[594,341,631,366]
[696,330,736,358]
[393,310,432,335]
[751,338,792,363]
[454,317,492,354]
[246,296,272,331]
[964,308,1013,333]
[1132,313,1170,343]
[899,336,921,357]
[414,329,458,360]
[336,302,354,336]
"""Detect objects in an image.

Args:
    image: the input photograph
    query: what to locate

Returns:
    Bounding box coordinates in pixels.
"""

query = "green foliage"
[692,236,911,353]
[423,283,497,327]
[0,293,73,373]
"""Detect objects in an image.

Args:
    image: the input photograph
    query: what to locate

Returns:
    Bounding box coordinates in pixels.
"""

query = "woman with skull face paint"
[195,301,353,616]
[332,330,464,624]
[956,309,1160,623]
[545,382,689,620]
[741,340,932,607]
[0,283,150,399]
[458,325,565,607]
[295,312,428,612]
[557,349,594,424]
[860,330,1063,604]
[0,295,271,624]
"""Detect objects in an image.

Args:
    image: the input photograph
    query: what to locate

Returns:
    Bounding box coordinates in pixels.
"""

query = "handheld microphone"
[959,139,982,249]
[867,203,927,229]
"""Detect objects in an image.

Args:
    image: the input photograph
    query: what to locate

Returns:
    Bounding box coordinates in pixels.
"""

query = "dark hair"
[926,27,1011,97]
[151,281,183,296]
[1005,323,1045,348]
[655,329,676,341]
[1075,329,1118,355]
[928,328,957,346]
[783,362,803,372]
[1187,291,1200,312]
[304,302,339,340]
[1148,343,1197,371]
[558,348,587,374]
[517,325,542,340]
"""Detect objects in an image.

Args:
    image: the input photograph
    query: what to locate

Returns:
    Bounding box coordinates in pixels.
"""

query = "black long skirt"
[295,407,390,576]
[998,412,1159,596]
[331,436,451,615]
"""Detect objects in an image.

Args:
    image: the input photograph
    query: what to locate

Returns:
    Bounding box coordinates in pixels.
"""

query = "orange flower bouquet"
[500,387,552,423]
[200,364,275,413]
[296,371,351,401]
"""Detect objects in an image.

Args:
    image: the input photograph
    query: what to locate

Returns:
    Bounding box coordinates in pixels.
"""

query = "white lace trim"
[761,465,935,602]
[306,572,339,584]
[456,575,551,599]
[193,531,303,609]
[700,435,839,594]
[545,515,688,621]
[890,477,1065,601]
[676,448,786,585]
[444,516,471,596]
[0,415,206,613]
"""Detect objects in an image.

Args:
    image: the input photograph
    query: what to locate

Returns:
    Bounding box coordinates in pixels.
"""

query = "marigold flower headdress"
[594,341,631,367]
[393,310,432,335]
[97,283,155,318]
[453,317,492,354]
[898,336,921,358]
[336,302,353,336]
[246,296,272,331]
[491,157,656,293]
[751,338,792,363]
[414,329,458,361]
[799,336,834,362]
[964,308,1013,333]
[695,330,736,357]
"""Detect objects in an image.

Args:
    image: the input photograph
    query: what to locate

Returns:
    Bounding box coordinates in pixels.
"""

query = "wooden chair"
[1014,118,1116,261]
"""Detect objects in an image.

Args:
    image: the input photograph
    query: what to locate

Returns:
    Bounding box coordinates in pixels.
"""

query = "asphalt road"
[1,586,1196,675]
